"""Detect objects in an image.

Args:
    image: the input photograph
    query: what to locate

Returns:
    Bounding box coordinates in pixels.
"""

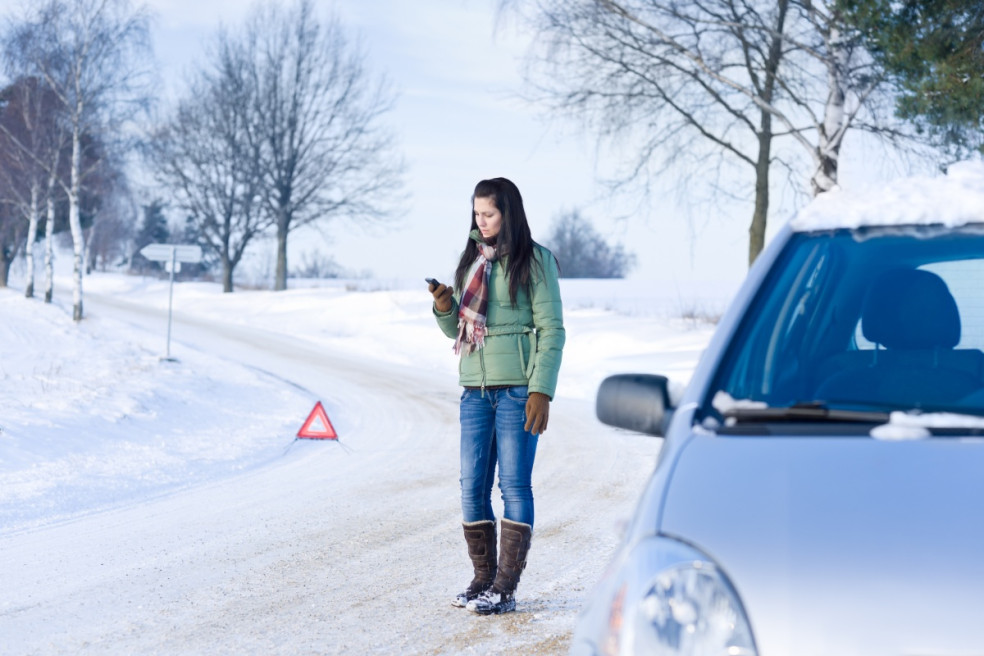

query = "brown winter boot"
[452,520,497,608]
[466,518,532,615]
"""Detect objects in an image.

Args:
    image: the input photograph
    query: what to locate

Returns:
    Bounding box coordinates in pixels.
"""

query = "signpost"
[139,243,203,360]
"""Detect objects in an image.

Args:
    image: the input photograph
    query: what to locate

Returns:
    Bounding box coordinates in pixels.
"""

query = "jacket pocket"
[518,328,536,379]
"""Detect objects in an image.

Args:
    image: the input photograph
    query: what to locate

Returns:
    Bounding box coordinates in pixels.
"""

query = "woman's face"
[473,196,502,240]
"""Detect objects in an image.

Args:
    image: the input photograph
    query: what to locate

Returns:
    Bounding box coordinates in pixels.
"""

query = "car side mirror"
[596,374,672,436]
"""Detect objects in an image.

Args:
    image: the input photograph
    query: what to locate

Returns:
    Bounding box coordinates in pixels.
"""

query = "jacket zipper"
[480,348,487,397]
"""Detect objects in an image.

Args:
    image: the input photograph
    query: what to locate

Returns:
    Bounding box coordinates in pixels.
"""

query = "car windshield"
[706,224,984,423]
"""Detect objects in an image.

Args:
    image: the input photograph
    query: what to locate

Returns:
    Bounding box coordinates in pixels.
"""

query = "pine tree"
[131,200,169,273]
[841,0,984,156]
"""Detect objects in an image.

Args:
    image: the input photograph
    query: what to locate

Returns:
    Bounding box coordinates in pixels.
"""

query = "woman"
[428,177,565,615]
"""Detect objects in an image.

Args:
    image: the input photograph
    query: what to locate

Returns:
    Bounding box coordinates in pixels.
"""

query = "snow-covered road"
[2,288,665,655]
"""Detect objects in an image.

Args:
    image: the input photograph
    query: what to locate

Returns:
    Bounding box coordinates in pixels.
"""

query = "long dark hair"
[455,177,538,305]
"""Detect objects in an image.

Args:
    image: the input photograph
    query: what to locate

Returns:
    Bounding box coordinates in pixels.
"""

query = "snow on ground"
[0,269,735,654]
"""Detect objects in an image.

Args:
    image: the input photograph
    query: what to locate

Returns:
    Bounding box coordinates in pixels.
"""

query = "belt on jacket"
[484,326,536,379]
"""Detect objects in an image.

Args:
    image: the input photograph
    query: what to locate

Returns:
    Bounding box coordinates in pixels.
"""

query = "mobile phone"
[425,277,440,287]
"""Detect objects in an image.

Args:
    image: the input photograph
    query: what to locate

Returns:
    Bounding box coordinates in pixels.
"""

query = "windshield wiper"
[724,401,890,424]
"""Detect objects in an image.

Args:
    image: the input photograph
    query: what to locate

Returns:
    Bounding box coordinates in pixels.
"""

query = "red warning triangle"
[297,401,338,440]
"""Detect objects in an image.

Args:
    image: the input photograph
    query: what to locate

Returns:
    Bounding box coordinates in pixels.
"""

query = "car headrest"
[862,268,960,349]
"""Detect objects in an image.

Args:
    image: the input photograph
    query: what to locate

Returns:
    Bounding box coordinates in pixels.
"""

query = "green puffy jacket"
[434,233,565,399]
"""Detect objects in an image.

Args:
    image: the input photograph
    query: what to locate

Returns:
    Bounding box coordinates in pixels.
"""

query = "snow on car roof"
[791,160,984,232]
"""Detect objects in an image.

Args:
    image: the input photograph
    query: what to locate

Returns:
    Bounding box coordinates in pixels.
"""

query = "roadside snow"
[0,290,312,532]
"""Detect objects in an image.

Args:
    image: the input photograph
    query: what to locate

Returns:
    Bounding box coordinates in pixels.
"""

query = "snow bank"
[0,290,315,533]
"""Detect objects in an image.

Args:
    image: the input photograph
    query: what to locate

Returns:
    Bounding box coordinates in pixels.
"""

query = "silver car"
[571,163,984,656]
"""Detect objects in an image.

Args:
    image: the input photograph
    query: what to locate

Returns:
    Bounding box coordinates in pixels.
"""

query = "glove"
[524,392,550,435]
[429,281,453,312]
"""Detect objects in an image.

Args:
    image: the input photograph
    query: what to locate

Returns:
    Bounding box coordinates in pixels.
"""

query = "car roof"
[790,160,984,233]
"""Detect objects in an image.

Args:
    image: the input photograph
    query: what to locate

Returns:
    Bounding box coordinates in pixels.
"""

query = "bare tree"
[5,0,151,320]
[147,33,270,293]
[0,76,68,298]
[502,0,914,264]
[546,209,636,278]
[242,0,404,291]
[0,182,26,287]
[291,250,344,280]
[0,80,33,289]
[83,153,132,272]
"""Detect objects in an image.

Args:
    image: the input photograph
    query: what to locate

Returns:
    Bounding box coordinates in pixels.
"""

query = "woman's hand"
[524,392,550,434]
[429,281,453,312]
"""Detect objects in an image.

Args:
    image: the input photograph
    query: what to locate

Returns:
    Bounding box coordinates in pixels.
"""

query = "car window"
[708,226,984,418]
[853,260,984,351]
[918,260,984,350]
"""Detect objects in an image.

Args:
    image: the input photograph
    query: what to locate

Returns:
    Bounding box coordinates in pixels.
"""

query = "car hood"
[659,432,984,656]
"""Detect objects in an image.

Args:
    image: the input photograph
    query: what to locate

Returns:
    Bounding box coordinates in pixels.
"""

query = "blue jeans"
[459,386,540,527]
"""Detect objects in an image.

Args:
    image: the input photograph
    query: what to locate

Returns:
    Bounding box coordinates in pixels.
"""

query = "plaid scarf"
[454,242,499,355]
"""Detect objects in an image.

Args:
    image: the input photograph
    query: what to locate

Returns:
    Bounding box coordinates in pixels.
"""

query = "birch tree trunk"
[812,24,848,195]
[24,183,40,298]
[44,186,55,303]
[69,114,84,321]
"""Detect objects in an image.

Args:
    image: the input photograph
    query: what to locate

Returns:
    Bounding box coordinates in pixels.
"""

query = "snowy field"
[0,268,735,654]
